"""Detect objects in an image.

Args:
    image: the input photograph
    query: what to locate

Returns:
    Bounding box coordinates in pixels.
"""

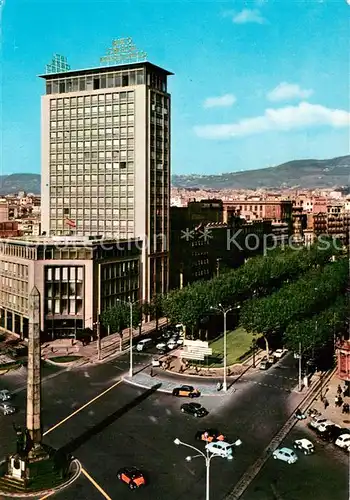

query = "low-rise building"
[0,235,141,340]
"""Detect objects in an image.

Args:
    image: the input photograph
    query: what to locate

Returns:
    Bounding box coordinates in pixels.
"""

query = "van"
[136,338,152,352]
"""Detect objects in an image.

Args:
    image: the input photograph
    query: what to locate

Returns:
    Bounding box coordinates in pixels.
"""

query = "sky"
[1,0,349,177]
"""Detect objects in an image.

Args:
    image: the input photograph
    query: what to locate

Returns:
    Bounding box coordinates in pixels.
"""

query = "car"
[136,338,152,352]
[273,348,287,359]
[259,359,271,370]
[317,420,336,433]
[205,441,233,459]
[317,424,342,442]
[156,342,168,350]
[172,385,201,398]
[272,447,298,464]
[0,390,11,401]
[0,403,16,415]
[335,433,350,449]
[195,429,225,442]
[180,403,208,418]
[167,338,178,350]
[151,357,161,367]
[293,438,314,454]
[117,467,146,489]
[309,416,327,430]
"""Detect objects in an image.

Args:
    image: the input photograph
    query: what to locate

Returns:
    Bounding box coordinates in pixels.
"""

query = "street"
[0,353,346,499]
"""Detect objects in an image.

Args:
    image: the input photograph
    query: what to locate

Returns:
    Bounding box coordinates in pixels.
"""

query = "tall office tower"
[40,43,173,302]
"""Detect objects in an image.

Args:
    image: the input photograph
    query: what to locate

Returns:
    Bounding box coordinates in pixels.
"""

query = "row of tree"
[162,239,341,329]
[240,259,348,351]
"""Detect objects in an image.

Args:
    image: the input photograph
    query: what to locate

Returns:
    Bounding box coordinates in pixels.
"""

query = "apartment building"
[0,235,141,339]
[40,52,172,303]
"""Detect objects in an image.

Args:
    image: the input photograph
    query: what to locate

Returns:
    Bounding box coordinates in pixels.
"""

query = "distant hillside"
[0,174,40,195]
[172,155,350,189]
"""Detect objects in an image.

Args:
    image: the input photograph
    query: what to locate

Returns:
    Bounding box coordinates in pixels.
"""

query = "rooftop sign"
[45,54,71,74]
[100,37,147,66]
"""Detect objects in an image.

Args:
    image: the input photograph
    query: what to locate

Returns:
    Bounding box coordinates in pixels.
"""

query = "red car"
[117,467,146,489]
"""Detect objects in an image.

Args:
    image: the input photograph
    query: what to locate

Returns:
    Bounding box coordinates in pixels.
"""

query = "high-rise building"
[40,55,173,303]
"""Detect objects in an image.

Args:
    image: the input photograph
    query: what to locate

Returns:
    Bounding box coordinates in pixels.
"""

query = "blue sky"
[1,0,349,177]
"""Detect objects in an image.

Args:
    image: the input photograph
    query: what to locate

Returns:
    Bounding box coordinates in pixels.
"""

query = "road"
[0,352,346,499]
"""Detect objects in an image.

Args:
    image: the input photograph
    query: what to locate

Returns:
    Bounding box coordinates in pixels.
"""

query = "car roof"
[210,441,230,448]
[296,438,313,446]
[188,402,201,408]
[180,385,194,390]
[338,434,350,439]
[279,447,294,453]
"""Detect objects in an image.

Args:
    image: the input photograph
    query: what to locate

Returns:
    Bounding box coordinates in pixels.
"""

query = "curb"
[0,459,81,498]
[121,376,236,397]
[44,358,83,368]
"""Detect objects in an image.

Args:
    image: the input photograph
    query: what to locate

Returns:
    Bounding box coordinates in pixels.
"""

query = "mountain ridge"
[0,155,349,194]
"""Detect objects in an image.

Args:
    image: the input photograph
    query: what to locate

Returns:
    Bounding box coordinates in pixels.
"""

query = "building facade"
[40,60,172,303]
[0,236,141,339]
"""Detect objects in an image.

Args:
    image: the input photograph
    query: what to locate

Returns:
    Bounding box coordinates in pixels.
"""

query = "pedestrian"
[324,398,329,409]
[335,396,340,407]
[337,384,342,395]
[150,368,153,377]
[338,396,343,407]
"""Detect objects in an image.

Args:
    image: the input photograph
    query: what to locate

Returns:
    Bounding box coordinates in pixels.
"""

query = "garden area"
[208,327,254,367]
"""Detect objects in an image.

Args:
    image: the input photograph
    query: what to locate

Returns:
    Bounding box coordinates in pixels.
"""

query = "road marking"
[81,466,112,500]
[39,492,55,500]
[43,379,122,436]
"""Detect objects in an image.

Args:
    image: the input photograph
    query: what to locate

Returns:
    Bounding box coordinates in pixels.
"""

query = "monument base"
[0,445,74,494]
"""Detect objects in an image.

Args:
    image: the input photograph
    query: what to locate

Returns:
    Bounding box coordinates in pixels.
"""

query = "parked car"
[205,441,233,459]
[293,438,314,454]
[272,447,298,464]
[156,342,168,351]
[172,385,201,398]
[180,403,208,418]
[317,425,342,442]
[335,434,350,450]
[259,358,271,370]
[309,416,327,430]
[317,420,336,433]
[136,338,152,352]
[0,390,11,402]
[167,338,178,350]
[117,467,146,489]
[195,429,225,442]
[0,403,16,415]
[273,348,287,359]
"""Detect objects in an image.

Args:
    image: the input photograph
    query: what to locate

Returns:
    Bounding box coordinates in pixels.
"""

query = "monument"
[0,287,75,493]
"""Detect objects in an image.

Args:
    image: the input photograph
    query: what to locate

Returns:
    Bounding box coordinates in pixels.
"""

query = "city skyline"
[1,0,349,177]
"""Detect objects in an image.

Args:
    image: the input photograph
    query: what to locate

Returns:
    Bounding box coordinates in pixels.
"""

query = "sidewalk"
[41,317,167,364]
[305,370,350,427]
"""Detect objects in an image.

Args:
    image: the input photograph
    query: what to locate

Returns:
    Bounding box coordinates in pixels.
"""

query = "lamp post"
[210,303,241,392]
[174,438,242,500]
[117,297,142,378]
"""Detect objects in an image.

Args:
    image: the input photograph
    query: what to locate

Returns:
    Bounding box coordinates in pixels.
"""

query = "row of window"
[50,151,134,163]
[0,277,28,294]
[0,244,36,260]
[50,92,135,107]
[1,292,28,312]
[50,104,134,119]
[50,116,134,129]
[46,71,146,95]
[46,298,83,315]
[50,220,135,229]
[46,266,84,282]
[50,162,134,173]
[55,230,133,239]
[102,278,139,297]
[50,139,135,150]
[0,262,28,278]
[51,188,134,197]
[102,261,139,279]
[51,197,134,206]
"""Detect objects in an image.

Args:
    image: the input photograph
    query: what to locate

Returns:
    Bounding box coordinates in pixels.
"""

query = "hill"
[0,174,40,195]
[172,155,350,189]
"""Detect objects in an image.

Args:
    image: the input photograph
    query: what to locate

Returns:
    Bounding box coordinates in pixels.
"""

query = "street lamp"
[174,438,241,500]
[210,303,241,392]
[117,297,142,377]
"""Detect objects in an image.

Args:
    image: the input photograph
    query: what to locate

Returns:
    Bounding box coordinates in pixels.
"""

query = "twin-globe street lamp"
[117,297,142,377]
[210,304,241,392]
[174,438,242,500]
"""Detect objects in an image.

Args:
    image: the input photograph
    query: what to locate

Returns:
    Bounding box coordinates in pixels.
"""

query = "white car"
[335,434,350,449]
[309,416,327,429]
[167,338,178,350]
[205,441,233,459]
[0,390,11,401]
[156,342,167,350]
[293,438,314,454]
[273,349,287,359]
[317,420,336,433]
[273,447,298,464]
[136,338,152,352]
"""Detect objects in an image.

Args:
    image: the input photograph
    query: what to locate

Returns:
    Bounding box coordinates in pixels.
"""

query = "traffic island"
[0,447,81,497]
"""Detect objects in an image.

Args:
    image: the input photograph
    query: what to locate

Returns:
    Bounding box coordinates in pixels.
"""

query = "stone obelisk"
[26,286,42,448]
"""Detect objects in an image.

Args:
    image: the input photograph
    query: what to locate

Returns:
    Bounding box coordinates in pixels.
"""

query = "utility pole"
[298,341,302,392]
[97,317,101,361]
[252,341,256,368]
[129,299,133,378]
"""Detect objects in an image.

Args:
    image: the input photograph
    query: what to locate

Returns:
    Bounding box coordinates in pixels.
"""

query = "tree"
[100,301,141,335]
